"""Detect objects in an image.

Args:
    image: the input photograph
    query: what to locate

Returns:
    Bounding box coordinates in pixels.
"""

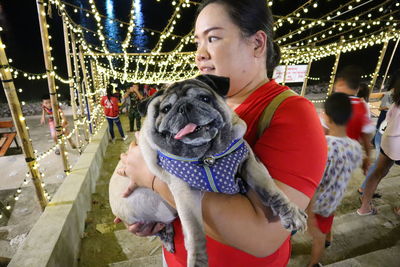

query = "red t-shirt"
[164,80,327,267]
[148,87,157,96]
[346,96,374,140]
[101,95,120,118]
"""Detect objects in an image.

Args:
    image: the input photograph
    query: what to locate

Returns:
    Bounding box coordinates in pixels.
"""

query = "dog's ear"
[138,90,164,117]
[195,75,230,97]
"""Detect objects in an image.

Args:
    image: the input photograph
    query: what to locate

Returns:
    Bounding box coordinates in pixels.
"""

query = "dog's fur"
[109,75,307,267]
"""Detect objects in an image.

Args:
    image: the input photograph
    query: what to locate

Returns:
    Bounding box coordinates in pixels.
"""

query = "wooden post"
[301,59,313,97]
[90,59,101,126]
[35,0,70,173]
[327,36,344,95]
[70,31,89,141]
[62,15,81,151]
[370,40,389,93]
[78,46,94,134]
[380,38,398,92]
[0,34,48,210]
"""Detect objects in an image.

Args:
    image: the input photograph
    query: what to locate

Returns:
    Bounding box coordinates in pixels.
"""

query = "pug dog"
[110,74,307,267]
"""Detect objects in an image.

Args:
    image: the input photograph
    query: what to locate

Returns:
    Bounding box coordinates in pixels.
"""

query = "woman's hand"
[119,132,155,196]
[115,132,166,236]
[113,217,166,236]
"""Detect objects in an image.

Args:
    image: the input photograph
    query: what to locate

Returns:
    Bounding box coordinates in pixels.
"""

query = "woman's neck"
[227,75,269,110]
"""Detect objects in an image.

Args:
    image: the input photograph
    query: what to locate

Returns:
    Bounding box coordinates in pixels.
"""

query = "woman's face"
[195,3,260,97]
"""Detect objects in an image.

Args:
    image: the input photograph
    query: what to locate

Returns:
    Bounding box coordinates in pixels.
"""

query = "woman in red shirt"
[101,85,127,143]
[118,0,327,266]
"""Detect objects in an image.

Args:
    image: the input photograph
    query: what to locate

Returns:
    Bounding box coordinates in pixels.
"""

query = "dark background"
[0,0,399,103]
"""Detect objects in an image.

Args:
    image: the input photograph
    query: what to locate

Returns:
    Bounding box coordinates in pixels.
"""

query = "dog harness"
[157,139,248,194]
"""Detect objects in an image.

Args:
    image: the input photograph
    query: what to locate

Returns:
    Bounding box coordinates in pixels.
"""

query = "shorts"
[380,148,400,165]
[315,213,334,234]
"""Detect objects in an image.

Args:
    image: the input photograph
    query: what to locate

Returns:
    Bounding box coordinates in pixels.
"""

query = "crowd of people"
[105,0,399,266]
[100,83,159,143]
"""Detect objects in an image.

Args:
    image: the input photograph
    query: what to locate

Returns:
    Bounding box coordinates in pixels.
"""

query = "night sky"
[0,0,399,103]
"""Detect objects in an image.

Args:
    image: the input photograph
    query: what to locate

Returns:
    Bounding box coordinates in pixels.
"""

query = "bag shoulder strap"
[257,89,298,139]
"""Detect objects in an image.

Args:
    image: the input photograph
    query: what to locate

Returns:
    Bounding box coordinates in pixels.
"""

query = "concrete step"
[108,254,162,267]
[289,203,400,266]
[325,242,400,267]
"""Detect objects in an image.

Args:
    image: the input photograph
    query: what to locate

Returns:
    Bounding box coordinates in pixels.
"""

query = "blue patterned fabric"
[157,139,249,194]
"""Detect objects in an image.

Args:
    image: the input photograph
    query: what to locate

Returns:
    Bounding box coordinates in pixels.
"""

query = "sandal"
[356,207,378,216]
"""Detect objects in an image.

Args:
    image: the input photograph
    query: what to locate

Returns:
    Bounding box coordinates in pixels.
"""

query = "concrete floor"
[0,112,81,191]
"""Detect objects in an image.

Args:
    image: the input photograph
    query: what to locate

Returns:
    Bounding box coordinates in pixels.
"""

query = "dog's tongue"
[174,123,197,139]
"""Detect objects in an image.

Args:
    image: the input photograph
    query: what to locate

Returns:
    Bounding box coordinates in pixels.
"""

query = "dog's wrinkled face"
[146,79,234,158]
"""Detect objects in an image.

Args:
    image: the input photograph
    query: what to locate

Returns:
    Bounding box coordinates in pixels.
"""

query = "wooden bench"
[0,120,19,157]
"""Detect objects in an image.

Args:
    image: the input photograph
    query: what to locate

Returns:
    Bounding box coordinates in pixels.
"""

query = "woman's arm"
[122,142,309,257]
[149,171,309,257]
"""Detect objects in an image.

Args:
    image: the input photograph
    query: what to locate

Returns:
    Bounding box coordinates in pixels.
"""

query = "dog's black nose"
[178,103,192,114]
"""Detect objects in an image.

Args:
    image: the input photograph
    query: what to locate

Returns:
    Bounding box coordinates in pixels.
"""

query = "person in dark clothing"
[123,84,144,132]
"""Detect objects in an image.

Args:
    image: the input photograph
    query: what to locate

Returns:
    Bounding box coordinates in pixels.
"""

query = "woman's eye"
[161,105,171,113]
[208,36,218,43]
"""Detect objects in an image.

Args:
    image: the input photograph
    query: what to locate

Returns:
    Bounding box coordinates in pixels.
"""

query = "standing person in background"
[357,72,400,215]
[358,74,397,197]
[123,84,144,132]
[101,85,127,143]
[332,66,375,175]
[116,0,327,266]
[307,93,362,267]
[375,87,393,132]
[148,85,158,96]
[144,84,157,97]
[40,94,76,155]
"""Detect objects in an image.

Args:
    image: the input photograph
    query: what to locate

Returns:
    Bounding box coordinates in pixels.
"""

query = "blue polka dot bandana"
[157,139,249,194]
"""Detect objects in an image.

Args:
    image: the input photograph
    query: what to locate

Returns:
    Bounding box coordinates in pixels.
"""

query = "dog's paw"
[279,204,308,232]
[157,223,175,253]
[162,239,175,254]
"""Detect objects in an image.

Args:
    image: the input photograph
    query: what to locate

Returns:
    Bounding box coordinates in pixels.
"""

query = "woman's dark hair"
[324,93,352,126]
[357,83,370,102]
[196,0,280,78]
[106,84,113,100]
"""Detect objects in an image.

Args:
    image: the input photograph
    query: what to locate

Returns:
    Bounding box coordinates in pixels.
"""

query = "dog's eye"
[200,96,211,103]
[161,105,171,113]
